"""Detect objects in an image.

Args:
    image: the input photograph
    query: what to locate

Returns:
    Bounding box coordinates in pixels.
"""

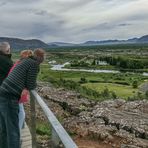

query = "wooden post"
[30,93,37,148]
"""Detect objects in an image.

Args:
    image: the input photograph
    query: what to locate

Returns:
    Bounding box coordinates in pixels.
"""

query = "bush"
[101,88,110,98]
[114,81,130,85]
[145,90,148,99]
[89,80,101,83]
[137,91,143,99]
[132,80,138,88]
[111,91,117,99]
[79,77,87,83]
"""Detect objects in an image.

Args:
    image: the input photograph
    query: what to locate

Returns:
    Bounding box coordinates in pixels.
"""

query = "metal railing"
[30,90,78,148]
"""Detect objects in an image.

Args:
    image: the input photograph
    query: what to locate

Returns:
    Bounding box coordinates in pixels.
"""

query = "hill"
[47,35,148,47]
[0,37,49,51]
[1,35,148,50]
[137,35,148,43]
[83,35,148,46]
[48,42,77,47]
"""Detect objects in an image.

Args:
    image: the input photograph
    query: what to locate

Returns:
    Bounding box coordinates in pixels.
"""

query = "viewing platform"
[21,123,32,148]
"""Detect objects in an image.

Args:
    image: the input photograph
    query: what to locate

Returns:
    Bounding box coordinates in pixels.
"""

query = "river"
[50,62,117,74]
[49,62,148,76]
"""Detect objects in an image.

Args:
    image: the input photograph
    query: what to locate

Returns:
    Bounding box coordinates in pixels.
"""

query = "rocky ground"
[25,83,148,148]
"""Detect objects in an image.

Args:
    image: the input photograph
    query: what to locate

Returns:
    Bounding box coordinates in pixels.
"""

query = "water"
[49,61,148,76]
[143,72,148,76]
[50,62,119,73]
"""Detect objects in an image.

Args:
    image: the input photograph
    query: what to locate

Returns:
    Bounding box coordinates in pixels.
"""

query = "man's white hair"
[0,42,10,54]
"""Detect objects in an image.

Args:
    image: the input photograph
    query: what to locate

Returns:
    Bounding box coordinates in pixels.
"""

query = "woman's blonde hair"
[20,50,33,59]
[33,48,45,63]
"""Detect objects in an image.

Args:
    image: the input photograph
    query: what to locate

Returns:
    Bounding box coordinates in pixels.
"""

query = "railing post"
[31,90,78,148]
[30,93,37,148]
[51,128,61,148]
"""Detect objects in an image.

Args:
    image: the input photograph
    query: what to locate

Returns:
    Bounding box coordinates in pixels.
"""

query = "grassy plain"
[12,44,148,100]
[82,82,138,99]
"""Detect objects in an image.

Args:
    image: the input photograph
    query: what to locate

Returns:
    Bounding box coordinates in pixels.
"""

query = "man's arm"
[0,56,13,84]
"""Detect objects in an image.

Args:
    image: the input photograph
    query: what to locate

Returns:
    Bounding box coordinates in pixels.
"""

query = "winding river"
[50,62,119,73]
[49,62,148,76]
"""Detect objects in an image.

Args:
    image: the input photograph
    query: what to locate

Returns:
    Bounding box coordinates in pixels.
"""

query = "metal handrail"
[30,90,78,148]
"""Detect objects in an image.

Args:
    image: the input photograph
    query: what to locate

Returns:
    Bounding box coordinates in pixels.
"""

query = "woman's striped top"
[0,57,39,99]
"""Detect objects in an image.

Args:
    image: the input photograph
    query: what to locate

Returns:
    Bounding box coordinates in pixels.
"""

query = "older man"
[0,42,13,85]
[0,48,45,148]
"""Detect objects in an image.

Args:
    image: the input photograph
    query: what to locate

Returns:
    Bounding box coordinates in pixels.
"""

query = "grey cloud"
[34,10,48,16]
[118,23,132,27]
[49,0,95,12]
[27,9,66,24]
[0,13,67,41]
[0,2,7,6]
[28,9,49,16]
[0,0,40,3]
[0,0,148,43]
[31,22,66,37]
[81,22,115,33]
[127,13,148,21]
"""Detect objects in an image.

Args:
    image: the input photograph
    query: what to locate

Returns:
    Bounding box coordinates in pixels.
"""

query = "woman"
[8,50,33,130]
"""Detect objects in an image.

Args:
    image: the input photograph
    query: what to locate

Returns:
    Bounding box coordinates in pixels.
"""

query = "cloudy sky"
[0,0,148,43]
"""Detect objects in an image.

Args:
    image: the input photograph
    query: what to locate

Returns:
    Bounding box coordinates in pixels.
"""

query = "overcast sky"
[0,0,148,43]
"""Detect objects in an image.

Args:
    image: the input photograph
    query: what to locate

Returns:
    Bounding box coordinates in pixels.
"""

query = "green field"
[13,48,148,100]
[37,63,148,100]
[82,83,139,99]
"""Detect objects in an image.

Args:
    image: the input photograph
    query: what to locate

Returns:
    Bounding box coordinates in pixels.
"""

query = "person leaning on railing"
[8,50,34,131]
[0,42,13,85]
[0,48,45,148]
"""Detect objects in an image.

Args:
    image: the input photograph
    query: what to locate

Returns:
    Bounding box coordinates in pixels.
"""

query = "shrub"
[101,88,110,98]
[145,90,148,99]
[36,122,51,137]
[111,91,117,99]
[79,77,87,83]
[132,80,138,88]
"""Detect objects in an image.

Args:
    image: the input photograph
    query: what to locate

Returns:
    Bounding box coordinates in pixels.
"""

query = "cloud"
[118,23,132,27]
[0,1,7,6]
[0,0,148,43]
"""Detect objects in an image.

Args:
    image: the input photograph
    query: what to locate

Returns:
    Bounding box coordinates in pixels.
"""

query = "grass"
[36,121,51,137]
[12,51,148,100]
[82,83,139,99]
[38,63,147,83]
[37,61,148,100]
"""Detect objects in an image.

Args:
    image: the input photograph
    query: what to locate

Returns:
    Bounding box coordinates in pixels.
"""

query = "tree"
[91,59,96,65]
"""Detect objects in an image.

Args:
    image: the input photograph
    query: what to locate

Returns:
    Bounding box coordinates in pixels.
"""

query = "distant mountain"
[1,35,148,50]
[84,40,121,45]
[83,35,148,46]
[127,37,138,42]
[48,42,77,47]
[47,35,148,47]
[0,37,49,50]
[137,35,148,43]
